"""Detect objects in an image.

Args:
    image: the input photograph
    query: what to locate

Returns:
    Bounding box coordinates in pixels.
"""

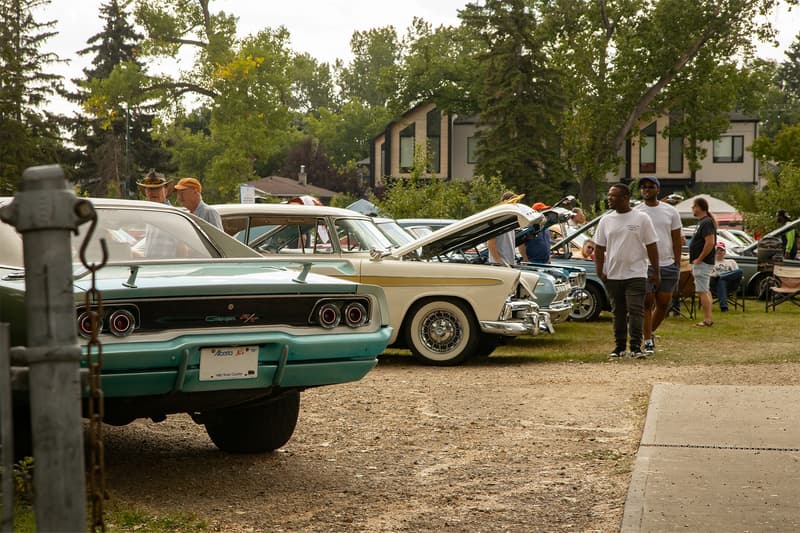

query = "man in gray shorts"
[635,177,682,355]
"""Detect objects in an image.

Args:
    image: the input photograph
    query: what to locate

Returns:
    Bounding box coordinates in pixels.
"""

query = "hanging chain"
[79,212,108,533]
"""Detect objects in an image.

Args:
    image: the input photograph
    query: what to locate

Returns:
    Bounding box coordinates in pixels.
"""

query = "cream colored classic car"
[214,203,546,365]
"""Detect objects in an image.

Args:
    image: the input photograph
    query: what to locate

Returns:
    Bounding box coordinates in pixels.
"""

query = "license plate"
[199,345,258,381]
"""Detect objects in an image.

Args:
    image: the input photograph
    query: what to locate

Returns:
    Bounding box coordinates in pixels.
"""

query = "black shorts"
[646,263,679,293]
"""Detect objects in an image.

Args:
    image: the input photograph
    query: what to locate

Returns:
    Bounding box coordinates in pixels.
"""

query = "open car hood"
[515,207,573,246]
[390,203,544,260]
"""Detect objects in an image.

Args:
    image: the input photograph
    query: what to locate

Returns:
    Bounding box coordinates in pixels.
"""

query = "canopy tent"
[673,194,743,226]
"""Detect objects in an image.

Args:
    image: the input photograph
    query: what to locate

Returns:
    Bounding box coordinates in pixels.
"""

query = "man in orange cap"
[519,202,551,263]
[175,177,222,228]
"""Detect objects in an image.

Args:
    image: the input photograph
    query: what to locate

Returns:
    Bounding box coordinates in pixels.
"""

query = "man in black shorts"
[635,177,682,355]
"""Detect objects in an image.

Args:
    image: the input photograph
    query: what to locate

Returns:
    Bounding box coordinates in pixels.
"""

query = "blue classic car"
[0,198,392,454]
[520,207,611,321]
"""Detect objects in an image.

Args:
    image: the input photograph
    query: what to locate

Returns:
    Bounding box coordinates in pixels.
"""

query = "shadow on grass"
[378,305,800,367]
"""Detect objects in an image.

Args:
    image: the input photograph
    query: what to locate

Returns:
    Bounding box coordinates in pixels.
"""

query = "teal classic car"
[0,198,391,454]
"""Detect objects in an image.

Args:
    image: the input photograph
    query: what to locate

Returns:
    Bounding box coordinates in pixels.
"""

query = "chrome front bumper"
[480,299,540,336]
[542,298,574,324]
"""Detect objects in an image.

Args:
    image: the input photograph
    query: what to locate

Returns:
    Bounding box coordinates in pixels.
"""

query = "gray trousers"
[604,278,646,350]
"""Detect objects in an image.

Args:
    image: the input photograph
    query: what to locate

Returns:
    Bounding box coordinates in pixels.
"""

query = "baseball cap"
[175,177,202,192]
[288,195,322,206]
[638,176,660,188]
[531,202,550,211]
[716,242,726,250]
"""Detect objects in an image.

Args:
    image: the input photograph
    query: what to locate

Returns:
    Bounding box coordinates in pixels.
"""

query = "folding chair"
[766,265,800,311]
[674,260,695,319]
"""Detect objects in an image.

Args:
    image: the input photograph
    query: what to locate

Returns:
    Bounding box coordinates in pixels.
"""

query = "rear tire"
[204,391,300,453]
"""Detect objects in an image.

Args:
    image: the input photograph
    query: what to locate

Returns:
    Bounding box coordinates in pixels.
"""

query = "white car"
[214,202,546,365]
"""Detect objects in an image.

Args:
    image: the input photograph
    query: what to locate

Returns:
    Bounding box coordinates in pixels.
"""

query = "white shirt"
[594,209,658,280]
[635,201,682,266]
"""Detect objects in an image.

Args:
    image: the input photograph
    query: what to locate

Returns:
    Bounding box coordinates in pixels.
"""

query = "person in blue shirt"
[175,177,223,229]
[519,202,551,263]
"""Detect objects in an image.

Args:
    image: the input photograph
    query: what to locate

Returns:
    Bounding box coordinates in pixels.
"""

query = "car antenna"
[123,265,139,288]
[292,262,313,283]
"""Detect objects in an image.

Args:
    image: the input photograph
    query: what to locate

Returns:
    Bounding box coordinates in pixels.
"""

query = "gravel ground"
[102,358,800,532]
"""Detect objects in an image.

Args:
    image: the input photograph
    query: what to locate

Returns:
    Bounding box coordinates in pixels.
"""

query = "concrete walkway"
[622,384,800,532]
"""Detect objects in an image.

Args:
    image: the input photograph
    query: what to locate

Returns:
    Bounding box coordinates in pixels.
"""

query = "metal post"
[0,165,87,531]
[0,324,13,532]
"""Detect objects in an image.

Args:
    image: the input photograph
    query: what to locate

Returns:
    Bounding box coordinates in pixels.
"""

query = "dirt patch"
[102,359,800,532]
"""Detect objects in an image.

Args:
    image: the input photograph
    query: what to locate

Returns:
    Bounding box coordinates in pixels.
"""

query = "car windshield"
[334,218,393,253]
[84,208,219,263]
[375,220,416,247]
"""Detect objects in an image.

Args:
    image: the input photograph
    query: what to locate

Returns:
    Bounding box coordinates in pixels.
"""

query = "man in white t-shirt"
[594,183,659,359]
[635,176,682,356]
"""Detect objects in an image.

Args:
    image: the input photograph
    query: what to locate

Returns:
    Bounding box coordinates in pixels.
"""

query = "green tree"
[290,53,336,116]
[67,0,173,197]
[391,18,482,116]
[336,26,401,108]
[659,55,769,177]
[377,167,508,219]
[85,0,300,201]
[745,164,800,234]
[305,99,391,169]
[750,123,800,165]
[541,0,784,205]
[0,0,65,192]
[755,34,800,138]
[460,0,568,200]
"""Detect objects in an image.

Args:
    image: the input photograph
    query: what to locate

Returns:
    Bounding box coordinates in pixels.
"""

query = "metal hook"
[78,206,108,273]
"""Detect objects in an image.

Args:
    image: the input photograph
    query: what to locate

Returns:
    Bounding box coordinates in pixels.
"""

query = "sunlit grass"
[2,501,208,532]
[382,299,800,366]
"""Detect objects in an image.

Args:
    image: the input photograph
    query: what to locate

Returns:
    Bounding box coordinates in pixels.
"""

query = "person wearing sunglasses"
[594,183,660,360]
[634,176,682,355]
[581,239,596,259]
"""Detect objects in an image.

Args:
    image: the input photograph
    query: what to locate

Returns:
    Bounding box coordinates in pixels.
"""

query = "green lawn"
[382,298,800,365]
[491,299,800,365]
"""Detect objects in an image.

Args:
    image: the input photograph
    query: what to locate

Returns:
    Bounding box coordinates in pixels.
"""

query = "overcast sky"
[35,0,800,115]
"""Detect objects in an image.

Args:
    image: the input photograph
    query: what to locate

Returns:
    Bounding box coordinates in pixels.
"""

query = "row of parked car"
[0,195,558,456]
[5,192,792,456]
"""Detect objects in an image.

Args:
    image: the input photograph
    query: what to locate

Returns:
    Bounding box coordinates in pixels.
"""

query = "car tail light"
[77,311,102,338]
[343,302,368,328]
[317,303,341,329]
[108,309,136,337]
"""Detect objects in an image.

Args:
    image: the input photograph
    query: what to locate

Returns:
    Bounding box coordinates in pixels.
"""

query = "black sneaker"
[644,338,655,356]
[609,347,626,359]
[630,347,646,359]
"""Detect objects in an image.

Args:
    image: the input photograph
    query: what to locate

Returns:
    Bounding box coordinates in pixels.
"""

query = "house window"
[668,136,683,173]
[426,109,441,173]
[467,136,478,164]
[713,135,744,163]
[639,122,656,173]
[399,123,415,172]
[379,142,387,177]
